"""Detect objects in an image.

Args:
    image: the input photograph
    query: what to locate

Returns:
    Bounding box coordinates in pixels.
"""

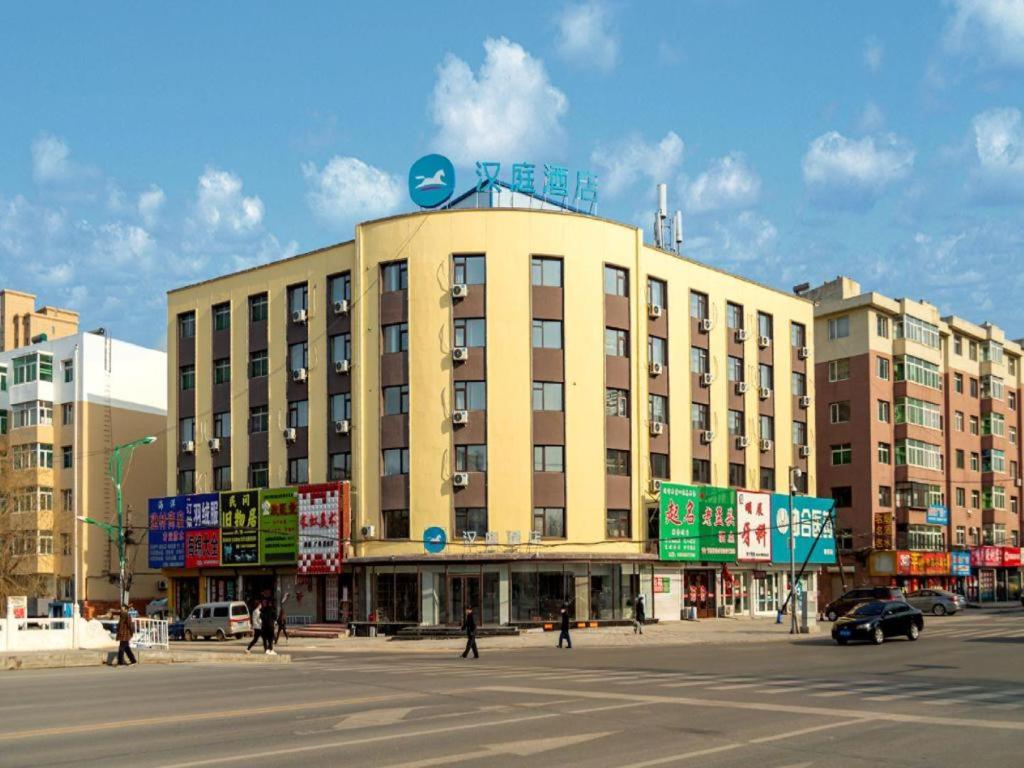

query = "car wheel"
[827,610,838,622]
[215,629,226,641]
[184,630,194,642]
[932,604,947,616]
[872,627,885,645]
[908,624,920,641]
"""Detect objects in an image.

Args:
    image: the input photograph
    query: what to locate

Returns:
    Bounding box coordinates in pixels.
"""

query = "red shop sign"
[970,546,1002,568]
[1002,547,1022,568]
[895,550,913,575]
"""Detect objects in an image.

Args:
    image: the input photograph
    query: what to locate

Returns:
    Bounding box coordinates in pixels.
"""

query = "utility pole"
[80,435,157,607]
[789,466,803,635]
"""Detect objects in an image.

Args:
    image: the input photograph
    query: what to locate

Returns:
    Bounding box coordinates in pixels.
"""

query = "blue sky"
[3,1,1024,348]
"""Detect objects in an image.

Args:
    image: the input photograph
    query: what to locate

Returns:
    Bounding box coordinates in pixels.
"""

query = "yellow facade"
[167,209,814,567]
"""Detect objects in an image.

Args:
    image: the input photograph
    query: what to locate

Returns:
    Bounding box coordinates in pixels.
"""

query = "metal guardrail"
[131,618,169,649]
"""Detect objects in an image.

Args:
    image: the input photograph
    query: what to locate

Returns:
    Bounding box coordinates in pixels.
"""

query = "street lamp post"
[789,466,803,636]
[80,436,156,608]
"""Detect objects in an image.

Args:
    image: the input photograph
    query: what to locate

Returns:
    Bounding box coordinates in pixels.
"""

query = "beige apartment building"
[809,277,1023,604]
[163,202,817,625]
[0,316,167,615]
[0,288,79,352]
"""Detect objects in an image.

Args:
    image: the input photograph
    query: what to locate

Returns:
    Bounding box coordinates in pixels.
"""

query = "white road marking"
[370,731,611,768]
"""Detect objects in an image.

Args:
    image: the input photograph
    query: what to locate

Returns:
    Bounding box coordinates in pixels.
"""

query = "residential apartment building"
[809,277,1022,604]
[0,288,79,352]
[163,202,816,625]
[0,329,167,613]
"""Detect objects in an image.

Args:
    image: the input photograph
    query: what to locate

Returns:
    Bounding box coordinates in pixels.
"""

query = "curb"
[1,649,291,671]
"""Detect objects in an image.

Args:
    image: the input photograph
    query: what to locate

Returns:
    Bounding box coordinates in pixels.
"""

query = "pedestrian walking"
[557,605,572,649]
[245,599,262,654]
[260,600,277,656]
[115,606,137,667]
[460,606,479,659]
[633,594,646,635]
[275,595,289,645]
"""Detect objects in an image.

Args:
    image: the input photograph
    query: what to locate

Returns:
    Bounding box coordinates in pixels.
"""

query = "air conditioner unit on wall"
[736,435,749,449]
[648,304,663,319]
[799,445,811,458]
[452,347,469,362]
[799,395,811,408]
[701,372,713,386]
[181,440,195,454]
[292,367,308,383]
[701,430,714,444]
[207,438,220,452]
[650,421,665,436]
[292,308,307,324]
[453,472,469,488]
[700,318,713,333]
[735,381,748,395]
[335,359,350,374]
[452,410,469,425]
[798,346,810,360]
[758,335,770,349]
[735,328,748,343]
[361,525,376,539]
[758,387,771,400]
[283,428,296,443]
[452,283,469,299]
[759,439,773,452]
[334,420,350,435]
[649,361,664,376]
[333,299,349,315]
[650,478,663,493]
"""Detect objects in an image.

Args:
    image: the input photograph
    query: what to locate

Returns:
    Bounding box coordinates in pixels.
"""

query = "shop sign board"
[185,493,219,528]
[147,495,186,568]
[874,511,893,550]
[297,482,349,575]
[971,546,1002,568]
[1002,547,1021,568]
[896,551,950,575]
[926,505,949,525]
[185,529,220,568]
[950,550,971,576]
[736,491,771,561]
[259,488,298,564]
[220,490,260,565]
[659,483,701,561]
[698,486,737,561]
[869,550,897,576]
[770,495,837,565]
[7,596,27,619]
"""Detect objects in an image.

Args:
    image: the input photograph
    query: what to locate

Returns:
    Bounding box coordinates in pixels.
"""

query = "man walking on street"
[275,594,289,645]
[261,599,277,656]
[461,606,479,659]
[245,599,262,654]
[115,606,137,667]
[557,604,572,649]
[633,594,646,635]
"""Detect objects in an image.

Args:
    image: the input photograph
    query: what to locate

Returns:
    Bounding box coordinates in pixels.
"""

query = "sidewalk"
[172,617,822,657]
[1,647,290,671]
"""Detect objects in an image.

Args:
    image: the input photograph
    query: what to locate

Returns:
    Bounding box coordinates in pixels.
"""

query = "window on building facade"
[213,411,230,439]
[331,334,351,364]
[969,377,978,397]
[213,358,231,385]
[955,525,966,545]
[828,316,850,340]
[727,356,743,382]
[61,403,72,426]
[878,485,892,506]
[287,399,308,428]
[456,381,487,411]
[876,357,890,380]
[791,322,806,348]
[456,508,488,538]
[249,350,268,378]
[180,365,195,390]
[758,364,773,391]
[759,414,774,441]
[649,394,668,424]
[982,412,1005,437]
[877,400,891,423]
[792,371,806,396]
[830,401,851,423]
[606,449,630,476]
[249,462,269,488]
[878,442,891,464]
[726,302,743,329]
[534,446,564,473]
[647,278,666,309]
[179,417,195,443]
[531,257,562,287]
[287,457,309,484]
[381,262,408,292]
[383,509,410,539]
[606,388,629,417]
[532,320,563,349]
[383,323,409,353]
[970,451,980,471]
[894,355,941,389]
[288,283,308,313]
[249,293,268,322]
[894,315,941,348]
[178,312,196,338]
[728,410,744,436]
[454,318,486,348]
[383,448,410,476]
[177,469,195,495]
[831,444,853,465]
[648,336,667,366]
[329,272,352,303]
[981,375,1004,400]
[792,421,807,446]
[690,291,708,320]
[954,373,963,393]
[455,445,487,472]
[606,509,630,539]
[690,346,709,374]
[453,255,485,285]
[329,453,351,481]
[969,415,979,435]
[330,393,352,422]
[289,342,308,373]
[249,406,268,434]
[956,487,966,507]
[651,453,669,479]
[728,462,745,488]
[832,487,853,507]
[953,334,962,355]
[605,328,629,357]
[212,303,230,332]
[63,358,73,383]
[604,266,628,296]
[828,358,850,381]
[954,411,964,431]
[213,466,231,492]
[692,402,710,431]
[759,466,775,491]
[895,439,943,470]
[691,458,711,484]
[383,385,409,416]
[894,397,942,430]
[876,314,889,338]
[533,508,565,538]
[757,312,773,340]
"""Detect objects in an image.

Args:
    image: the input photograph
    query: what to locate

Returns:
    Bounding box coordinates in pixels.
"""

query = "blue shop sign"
[950,550,971,576]
[926,505,949,525]
[769,495,837,565]
[424,526,447,554]
[409,154,456,208]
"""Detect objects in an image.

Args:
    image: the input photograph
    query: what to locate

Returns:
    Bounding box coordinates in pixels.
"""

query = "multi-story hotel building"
[0,323,167,614]
[809,277,1023,604]
[163,201,816,625]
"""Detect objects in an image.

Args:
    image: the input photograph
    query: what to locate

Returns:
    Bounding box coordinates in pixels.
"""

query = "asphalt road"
[2,611,1023,768]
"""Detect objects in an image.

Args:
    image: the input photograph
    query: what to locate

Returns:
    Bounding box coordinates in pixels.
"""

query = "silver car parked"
[183,601,252,640]
[904,589,965,616]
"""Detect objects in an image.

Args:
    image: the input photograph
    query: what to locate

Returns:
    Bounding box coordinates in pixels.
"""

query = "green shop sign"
[259,487,298,564]
[659,483,737,562]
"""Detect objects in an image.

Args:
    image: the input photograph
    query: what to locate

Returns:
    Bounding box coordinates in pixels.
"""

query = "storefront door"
[684,570,716,618]
[448,575,481,624]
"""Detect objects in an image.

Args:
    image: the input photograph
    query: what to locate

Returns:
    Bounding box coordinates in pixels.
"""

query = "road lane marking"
[0,692,427,743]
[567,701,654,714]
[366,731,611,768]
[482,686,1024,732]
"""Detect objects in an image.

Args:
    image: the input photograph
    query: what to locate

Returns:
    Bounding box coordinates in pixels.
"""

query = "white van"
[183,601,252,641]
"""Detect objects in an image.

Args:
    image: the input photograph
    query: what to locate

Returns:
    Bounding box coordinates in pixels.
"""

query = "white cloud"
[685,153,761,213]
[967,106,1024,199]
[556,2,619,72]
[857,101,886,133]
[684,212,782,284]
[590,131,684,197]
[138,185,166,227]
[945,0,1024,69]
[302,156,402,229]
[192,168,264,235]
[863,36,884,72]
[431,37,568,165]
[31,134,73,183]
[802,131,914,205]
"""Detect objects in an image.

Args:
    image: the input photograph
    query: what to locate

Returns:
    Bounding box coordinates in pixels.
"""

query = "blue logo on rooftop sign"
[409,154,455,208]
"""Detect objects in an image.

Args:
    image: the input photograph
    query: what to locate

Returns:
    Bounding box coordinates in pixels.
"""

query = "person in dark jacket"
[633,594,646,634]
[115,607,137,666]
[275,595,289,645]
[460,606,479,659]
[557,605,572,649]
[260,600,277,655]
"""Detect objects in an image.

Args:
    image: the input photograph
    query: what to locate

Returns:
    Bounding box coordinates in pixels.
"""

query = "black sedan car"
[823,586,905,621]
[832,600,924,645]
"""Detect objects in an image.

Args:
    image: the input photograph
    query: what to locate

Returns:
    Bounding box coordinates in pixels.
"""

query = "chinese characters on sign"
[874,511,893,550]
[148,496,186,569]
[475,161,599,213]
[770,494,837,565]
[699,486,737,561]
[297,482,348,575]
[149,494,221,568]
[659,483,701,561]
[736,491,771,561]
[259,488,298,564]
[220,491,259,565]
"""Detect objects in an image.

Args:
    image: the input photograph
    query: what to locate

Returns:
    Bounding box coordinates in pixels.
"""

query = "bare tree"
[0,444,50,606]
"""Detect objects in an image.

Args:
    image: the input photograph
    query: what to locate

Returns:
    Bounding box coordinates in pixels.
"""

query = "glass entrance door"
[449,575,481,624]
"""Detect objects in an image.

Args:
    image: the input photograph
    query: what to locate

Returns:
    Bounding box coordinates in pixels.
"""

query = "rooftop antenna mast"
[653,183,668,248]
[673,210,683,254]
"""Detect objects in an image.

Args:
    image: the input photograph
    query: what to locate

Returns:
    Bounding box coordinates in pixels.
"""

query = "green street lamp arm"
[77,516,118,540]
